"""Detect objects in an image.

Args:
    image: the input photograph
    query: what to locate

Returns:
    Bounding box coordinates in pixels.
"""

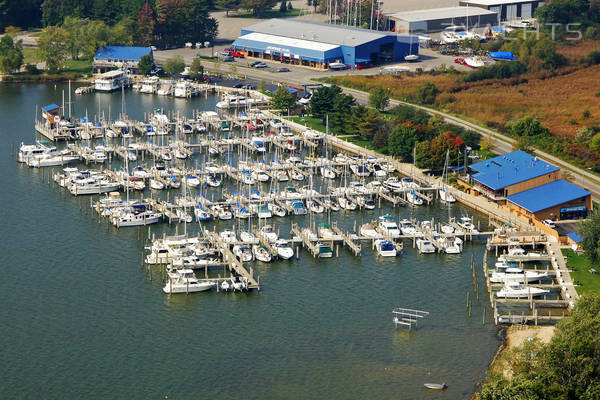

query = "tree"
[270,84,296,112]
[368,87,390,111]
[0,35,24,74]
[138,54,155,75]
[373,129,389,149]
[287,1,293,9]
[215,0,242,16]
[591,133,600,153]
[241,0,278,16]
[189,57,204,80]
[357,108,382,140]
[134,2,156,46]
[37,25,70,72]
[416,131,464,170]
[508,116,549,137]
[309,85,342,121]
[347,104,369,133]
[512,135,535,153]
[415,82,439,105]
[279,0,287,12]
[388,122,419,161]
[258,79,266,92]
[329,93,356,133]
[164,55,185,75]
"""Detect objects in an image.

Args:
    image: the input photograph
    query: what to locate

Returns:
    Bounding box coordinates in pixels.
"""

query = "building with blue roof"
[232,19,417,69]
[93,46,153,73]
[506,180,591,221]
[468,150,561,201]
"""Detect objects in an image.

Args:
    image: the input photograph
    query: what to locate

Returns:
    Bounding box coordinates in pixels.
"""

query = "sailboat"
[439,150,456,203]
[405,31,419,62]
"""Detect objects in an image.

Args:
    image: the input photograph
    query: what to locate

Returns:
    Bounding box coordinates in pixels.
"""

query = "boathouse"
[41,104,61,129]
[232,19,417,69]
[467,150,560,202]
[387,6,498,33]
[506,180,592,221]
[459,0,546,23]
[92,46,153,74]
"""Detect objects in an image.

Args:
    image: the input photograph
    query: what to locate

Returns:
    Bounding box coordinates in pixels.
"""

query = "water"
[0,83,500,399]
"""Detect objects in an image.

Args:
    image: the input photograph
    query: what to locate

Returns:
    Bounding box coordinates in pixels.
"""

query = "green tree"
[0,35,24,74]
[287,1,293,9]
[241,0,278,16]
[508,116,549,137]
[357,108,382,140]
[279,0,287,12]
[368,87,390,112]
[415,82,439,105]
[388,123,419,161]
[164,56,185,75]
[329,93,356,133]
[138,54,155,75]
[258,79,266,92]
[37,25,70,72]
[513,135,535,153]
[189,57,204,80]
[215,0,242,16]
[347,104,369,133]
[309,85,342,121]
[270,84,296,112]
[373,129,389,149]
[590,133,600,153]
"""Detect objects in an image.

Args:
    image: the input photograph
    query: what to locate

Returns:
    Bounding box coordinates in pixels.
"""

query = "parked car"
[277,67,290,72]
[222,55,234,62]
[250,61,262,67]
[195,42,203,48]
[233,83,244,88]
[242,84,256,90]
[542,220,556,229]
[253,62,268,68]
[231,51,245,58]
[185,42,193,48]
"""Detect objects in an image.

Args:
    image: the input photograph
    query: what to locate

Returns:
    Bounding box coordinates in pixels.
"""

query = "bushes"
[463,61,528,82]
[583,50,600,65]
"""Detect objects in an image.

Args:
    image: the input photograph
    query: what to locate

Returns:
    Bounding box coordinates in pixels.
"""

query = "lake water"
[0,82,500,399]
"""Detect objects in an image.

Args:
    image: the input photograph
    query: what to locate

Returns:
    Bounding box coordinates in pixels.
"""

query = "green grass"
[63,58,92,74]
[22,47,41,64]
[230,9,303,18]
[563,249,600,294]
[288,115,328,132]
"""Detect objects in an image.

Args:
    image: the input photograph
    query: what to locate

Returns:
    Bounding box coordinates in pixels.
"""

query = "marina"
[3,81,561,399]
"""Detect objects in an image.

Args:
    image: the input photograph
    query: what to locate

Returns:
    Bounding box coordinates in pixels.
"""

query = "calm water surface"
[0,83,500,399]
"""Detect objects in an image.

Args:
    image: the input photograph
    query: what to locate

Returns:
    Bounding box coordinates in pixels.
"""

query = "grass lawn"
[63,58,92,74]
[22,47,41,64]
[288,115,328,132]
[563,249,600,295]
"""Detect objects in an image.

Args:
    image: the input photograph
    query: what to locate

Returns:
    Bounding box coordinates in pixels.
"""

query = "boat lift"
[392,308,429,330]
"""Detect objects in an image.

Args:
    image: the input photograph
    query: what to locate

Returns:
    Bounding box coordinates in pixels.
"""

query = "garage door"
[506,5,518,21]
[521,3,532,19]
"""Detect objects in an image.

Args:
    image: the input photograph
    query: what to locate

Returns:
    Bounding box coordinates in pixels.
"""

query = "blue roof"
[42,104,60,111]
[507,180,590,213]
[470,150,559,191]
[94,46,152,61]
[567,232,582,243]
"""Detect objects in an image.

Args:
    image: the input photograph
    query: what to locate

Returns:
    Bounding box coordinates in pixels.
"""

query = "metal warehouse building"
[232,19,418,69]
[459,0,546,23]
[388,6,498,33]
[93,46,153,74]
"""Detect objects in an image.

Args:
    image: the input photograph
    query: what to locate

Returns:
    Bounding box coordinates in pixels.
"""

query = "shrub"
[463,61,528,82]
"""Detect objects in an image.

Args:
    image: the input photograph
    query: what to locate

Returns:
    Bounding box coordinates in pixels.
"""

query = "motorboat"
[383,177,403,192]
[457,216,478,233]
[258,225,277,243]
[240,231,259,244]
[184,175,201,188]
[378,215,401,238]
[375,240,397,257]
[205,174,222,187]
[275,239,294,259]
[417,239,436,254]
[289,170,304,181]
[359,223,383,239]
[26,151,79,167]
[18,141,57,163]
[463,56,485,68]
[490,268,549,284]
[163,268,216,294]
[132,166,152,179]
[322,198,340,212]
[350,164,370,177]
[440,224,454,234]
[256,204,272,219]
[128,176,146,191]
[442,238,462,254]
[194,205,213,222]
[69,178,121,196]
[233,205,252,219]
[399,219,421,236]
[269,203,286,217]
[252,245,272,262]
[111,205,162,227]
[219,230,237,244]
[212,205,232,220]
[173,256,220,269]
[307,200,325,214]
[233,245,254,262]
[318,223,342,241]
[303,129,322,140]
[424,383,447,390]
[251,170,270,182]
[317,243,334,258]
[289,199,307,215]
[496,283,550,299]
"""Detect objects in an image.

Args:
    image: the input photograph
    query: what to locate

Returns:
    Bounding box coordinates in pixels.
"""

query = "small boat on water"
[275,239,294,259]
[375,240,397,257]
[317,243,334,258]
[163,268,216,294]
[424,383,447,390]
[496,282,550,299]
[416,239,436,254]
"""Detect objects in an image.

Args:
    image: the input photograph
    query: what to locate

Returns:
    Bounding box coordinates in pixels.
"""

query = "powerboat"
[496,283,550,299]
[457,216,478,233]
[490,268,549,284]
[275,239,294,259]
[416,239,436,254]
[240,231,259,244]
[399,219,420,236]
[375,240,397,257]
[378,215,401,238]
[318,223,342,241]
[359,223,383,239]
[233,245,254,262]
[317,243,334,258]
[163,268,216,294]
[252,245,272,262]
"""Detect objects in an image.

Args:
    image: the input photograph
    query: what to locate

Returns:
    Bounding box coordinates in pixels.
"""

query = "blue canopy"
[488,51,517,61]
